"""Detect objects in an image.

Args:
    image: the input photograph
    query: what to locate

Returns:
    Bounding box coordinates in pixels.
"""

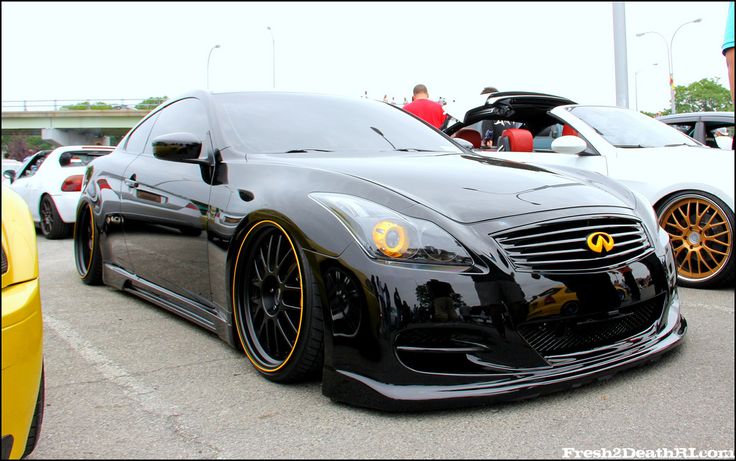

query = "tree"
[135,96,168,111]
[1,135,56,161]
[674,78,733,113]
[60,101,114,110]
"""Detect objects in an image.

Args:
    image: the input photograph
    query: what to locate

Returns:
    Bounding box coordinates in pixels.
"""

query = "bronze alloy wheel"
[658,192,734,288]
[73,202,103,285]
[232,221,323,382]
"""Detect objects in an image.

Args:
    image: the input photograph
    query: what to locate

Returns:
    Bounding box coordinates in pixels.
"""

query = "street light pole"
[635,62,659,112]
[207,44,221,90]
[636,18,701,115]
[267,26,275,89]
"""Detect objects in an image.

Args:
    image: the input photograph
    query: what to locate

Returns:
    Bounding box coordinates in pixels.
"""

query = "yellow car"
[2,185,44,459]
[527,286,580,320]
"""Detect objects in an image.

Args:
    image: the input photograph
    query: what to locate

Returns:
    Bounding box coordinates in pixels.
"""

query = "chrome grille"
[517,294,664,356]
[491,215,652,273]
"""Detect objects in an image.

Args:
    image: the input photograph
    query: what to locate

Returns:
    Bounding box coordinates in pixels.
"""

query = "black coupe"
[74,91,686,411]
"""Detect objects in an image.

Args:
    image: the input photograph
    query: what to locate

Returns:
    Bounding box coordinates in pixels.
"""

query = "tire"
[73,202,103,285]
[22,366,44,459]
[232,220,323,383]
[657,191,735,288]
[561,301,580,316]
[39,195,70,239]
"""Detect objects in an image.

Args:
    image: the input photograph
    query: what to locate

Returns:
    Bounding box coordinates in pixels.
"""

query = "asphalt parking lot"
[28,237,734,459]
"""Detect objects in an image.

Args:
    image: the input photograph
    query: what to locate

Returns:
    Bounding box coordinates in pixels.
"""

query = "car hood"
[279,152,634,223]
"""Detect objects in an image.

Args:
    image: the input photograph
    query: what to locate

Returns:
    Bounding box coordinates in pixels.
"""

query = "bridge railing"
[1,99,162,112]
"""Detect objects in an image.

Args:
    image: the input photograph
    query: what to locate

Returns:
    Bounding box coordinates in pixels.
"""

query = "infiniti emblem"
[586,232,615,253]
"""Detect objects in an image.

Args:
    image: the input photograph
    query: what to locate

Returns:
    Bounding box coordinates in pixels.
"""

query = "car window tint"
[146,98,209,156]
[214,93,461,154]
[125,112,159,154]
[569,106,699,148]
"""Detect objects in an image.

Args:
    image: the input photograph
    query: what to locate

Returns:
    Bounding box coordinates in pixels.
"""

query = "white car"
[443,92,734,289]
[4,146,115,239]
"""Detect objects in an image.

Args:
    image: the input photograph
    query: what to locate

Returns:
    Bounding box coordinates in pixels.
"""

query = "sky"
[1,1,732,114]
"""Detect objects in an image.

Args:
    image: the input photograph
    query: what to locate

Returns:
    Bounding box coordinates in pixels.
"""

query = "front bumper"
[316,237,685,411]
[324,295,685,411]
[2,278,44,458]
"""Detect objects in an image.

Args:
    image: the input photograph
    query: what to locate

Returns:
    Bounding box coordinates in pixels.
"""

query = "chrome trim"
[491,214,653,273]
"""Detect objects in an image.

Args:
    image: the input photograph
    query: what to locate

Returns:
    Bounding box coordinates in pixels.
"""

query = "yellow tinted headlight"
[310,193,472,267]
[372,220,411,258]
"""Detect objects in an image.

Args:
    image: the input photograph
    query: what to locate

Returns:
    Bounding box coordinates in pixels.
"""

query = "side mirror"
[152,132,203,162]
[453,138,474,150]
[3,169,16,183]
[551,135,588,155]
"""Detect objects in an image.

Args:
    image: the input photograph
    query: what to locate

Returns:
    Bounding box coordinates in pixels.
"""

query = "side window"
[18,153,46,177]
[704,122,734,149]
[125,113,159,154]
[667,122,695,137]
[145,98,209,157]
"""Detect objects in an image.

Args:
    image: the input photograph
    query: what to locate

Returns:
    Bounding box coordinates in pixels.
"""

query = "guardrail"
[1,98,163,112]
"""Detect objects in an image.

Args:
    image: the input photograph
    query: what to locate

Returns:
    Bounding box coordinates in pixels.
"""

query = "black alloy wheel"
[39,195,70,239]
[73,202,103,285]
[232,221,323,382]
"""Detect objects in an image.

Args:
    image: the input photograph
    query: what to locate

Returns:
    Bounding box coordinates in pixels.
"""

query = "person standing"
[402,84,446,128]
[723,2,734,101]
[479,86,513,147]
[723,2,734,149]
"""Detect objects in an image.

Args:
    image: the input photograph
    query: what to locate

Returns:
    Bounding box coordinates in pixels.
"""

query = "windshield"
[568,106,700,148]
[213,93,462,154]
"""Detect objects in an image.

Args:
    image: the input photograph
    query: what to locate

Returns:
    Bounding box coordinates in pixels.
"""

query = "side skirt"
[102,263,236,346]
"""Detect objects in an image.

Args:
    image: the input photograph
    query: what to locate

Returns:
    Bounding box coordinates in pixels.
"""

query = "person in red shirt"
[402,84,446,129]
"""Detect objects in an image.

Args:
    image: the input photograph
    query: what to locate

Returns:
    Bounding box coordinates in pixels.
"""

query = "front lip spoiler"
[324,296,686,412]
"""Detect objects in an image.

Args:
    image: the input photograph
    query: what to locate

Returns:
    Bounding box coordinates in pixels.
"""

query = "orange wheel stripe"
[231,220,304,373]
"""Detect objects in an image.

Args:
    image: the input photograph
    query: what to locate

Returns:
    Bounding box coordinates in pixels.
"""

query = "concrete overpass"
[2,109,149,145]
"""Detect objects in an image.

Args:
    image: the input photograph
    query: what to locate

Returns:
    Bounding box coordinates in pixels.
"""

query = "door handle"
[124,174,138,188]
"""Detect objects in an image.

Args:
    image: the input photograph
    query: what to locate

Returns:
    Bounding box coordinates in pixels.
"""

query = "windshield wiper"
[284,148,333,153]
[663,143,694,147]
[615,144,651,148]
[394,148,435,152]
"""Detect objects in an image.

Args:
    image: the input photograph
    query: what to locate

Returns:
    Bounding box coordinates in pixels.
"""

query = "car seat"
[451,128,482,148]
[498,128,534,152]
[562,124,579,137]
